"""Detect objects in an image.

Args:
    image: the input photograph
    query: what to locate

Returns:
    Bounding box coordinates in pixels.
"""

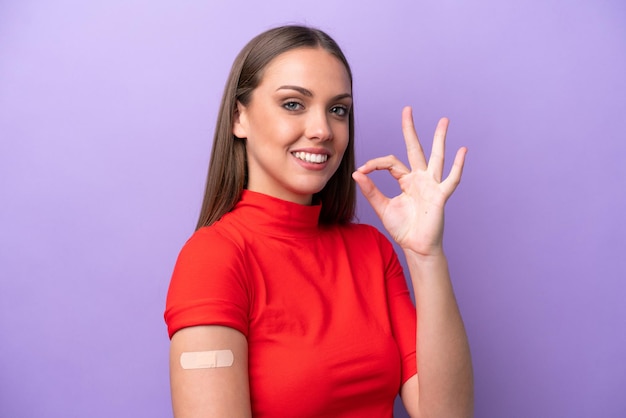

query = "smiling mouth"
[292,151,329,164]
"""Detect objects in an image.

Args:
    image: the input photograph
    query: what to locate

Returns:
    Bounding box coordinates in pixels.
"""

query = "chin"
[298,182,329,196]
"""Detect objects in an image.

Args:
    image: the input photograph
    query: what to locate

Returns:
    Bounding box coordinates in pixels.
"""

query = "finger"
[402,106,428,171]
[441,146,467,197]
[352,171,390,219]
[428,117,449,182]
[356,155,410,180]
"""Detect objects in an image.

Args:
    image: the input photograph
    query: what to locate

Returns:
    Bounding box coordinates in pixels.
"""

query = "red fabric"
[165,190,417,417]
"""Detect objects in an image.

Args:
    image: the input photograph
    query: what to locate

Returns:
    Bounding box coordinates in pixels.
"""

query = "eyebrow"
[276,85,352,101]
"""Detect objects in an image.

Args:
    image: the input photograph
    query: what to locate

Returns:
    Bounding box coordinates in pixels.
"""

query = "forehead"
[258,47,351,92]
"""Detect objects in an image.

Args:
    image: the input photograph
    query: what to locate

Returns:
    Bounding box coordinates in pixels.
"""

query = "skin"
[170,47,473,417]
[233,47,352,205]
[353,107,474,417]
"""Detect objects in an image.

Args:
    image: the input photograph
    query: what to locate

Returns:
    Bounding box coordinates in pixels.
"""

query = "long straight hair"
[196,25,356,230]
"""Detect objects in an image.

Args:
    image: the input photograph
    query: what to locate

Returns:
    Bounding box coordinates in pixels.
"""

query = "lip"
[290,147,332,170]
[291,147,332,156]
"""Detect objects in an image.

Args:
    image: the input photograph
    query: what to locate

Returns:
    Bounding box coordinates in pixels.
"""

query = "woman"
[165,25,473,417]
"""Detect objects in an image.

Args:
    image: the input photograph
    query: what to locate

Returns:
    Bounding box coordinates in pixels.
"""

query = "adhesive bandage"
[180,350,234,370]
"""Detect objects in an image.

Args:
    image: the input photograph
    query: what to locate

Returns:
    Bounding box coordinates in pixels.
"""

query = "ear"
[232,101,248,138]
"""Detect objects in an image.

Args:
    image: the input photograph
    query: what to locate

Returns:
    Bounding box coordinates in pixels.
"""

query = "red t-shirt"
[165,191,417,417]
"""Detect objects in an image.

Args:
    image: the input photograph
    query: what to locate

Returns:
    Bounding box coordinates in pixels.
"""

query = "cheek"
[335,124,350,150]
[271,122,304,147]
[253,111,297,139]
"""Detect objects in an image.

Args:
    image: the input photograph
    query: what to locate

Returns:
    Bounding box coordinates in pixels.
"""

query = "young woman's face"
[233,47,352,205]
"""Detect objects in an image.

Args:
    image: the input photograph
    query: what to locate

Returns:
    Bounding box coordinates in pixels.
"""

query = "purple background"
[1,1,625,417]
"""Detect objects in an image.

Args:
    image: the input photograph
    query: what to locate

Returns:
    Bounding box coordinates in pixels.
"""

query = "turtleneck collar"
[226,190,322,238]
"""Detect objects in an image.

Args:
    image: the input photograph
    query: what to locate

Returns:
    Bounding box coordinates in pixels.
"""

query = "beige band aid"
[180,350,234,370]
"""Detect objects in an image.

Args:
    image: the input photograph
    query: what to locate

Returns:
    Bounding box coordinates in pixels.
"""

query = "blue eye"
[283,101,303,111]
[331,105,348,117]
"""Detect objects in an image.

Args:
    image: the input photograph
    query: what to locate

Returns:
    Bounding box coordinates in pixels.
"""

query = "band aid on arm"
[180,350,234,370]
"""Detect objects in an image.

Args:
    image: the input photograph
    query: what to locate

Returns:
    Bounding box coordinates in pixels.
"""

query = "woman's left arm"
[352,107,473,418]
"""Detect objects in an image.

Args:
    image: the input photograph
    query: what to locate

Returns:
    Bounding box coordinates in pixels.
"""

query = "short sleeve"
[164,228,250,339]
[377,232,418,385]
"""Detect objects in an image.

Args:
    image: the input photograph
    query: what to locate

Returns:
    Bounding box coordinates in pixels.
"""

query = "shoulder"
[171,221,252,283]
[328,222,397,261]
[183,225,239,251]
[339,222,394,248]
[166,223,253,338]
[178,218,247,259]
[338,222,403,274]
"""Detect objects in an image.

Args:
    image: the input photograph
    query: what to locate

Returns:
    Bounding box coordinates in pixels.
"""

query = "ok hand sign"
[352,106,467,257]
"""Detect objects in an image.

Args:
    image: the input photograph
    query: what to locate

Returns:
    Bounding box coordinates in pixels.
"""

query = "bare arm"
[352,107,473,417]
[169,325,251,418]
[399,251,473,417]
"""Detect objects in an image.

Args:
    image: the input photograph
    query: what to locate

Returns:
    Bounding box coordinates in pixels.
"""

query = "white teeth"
[293,152,328,164]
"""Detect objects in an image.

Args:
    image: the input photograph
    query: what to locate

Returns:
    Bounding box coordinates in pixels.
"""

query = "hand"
[352,106,467,257]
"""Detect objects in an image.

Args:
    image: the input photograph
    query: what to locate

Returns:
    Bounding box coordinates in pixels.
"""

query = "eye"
[330,105,349,117]
[283,101,304,111]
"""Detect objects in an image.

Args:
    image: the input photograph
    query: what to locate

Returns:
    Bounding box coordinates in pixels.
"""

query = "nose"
[305,108,333,141]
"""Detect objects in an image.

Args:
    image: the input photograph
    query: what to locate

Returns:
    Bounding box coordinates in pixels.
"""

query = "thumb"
[352,171,388,219]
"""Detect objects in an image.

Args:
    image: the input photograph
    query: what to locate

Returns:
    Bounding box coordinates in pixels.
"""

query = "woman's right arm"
[169,325,252,418]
